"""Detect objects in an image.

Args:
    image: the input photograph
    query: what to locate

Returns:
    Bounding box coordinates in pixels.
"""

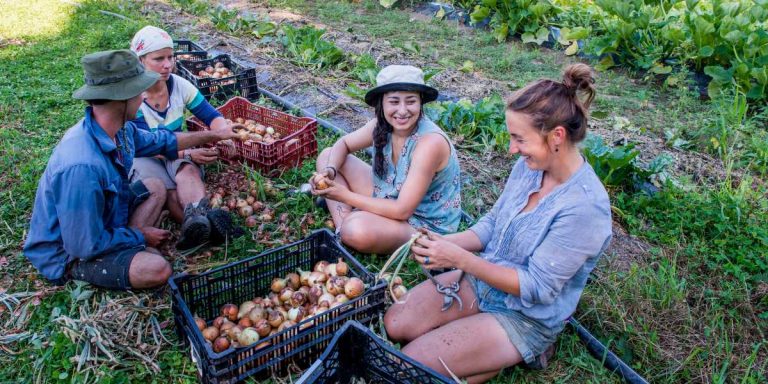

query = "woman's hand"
[311,177,350,202]
[411,229,469,270]
[189,148,219,164]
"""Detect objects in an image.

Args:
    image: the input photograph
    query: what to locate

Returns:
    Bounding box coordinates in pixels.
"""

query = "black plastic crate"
[297,321,453,384]
[177,54,258,101]
[169,229,387,383]
[174,39,207,61]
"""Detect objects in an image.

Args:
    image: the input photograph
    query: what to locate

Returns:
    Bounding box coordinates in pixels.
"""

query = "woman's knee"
[384,306,410,342]
[316,147,333,171]
[339,217,373,250]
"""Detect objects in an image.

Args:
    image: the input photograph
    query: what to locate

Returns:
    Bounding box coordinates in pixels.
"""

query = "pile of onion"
[194,258,365,354]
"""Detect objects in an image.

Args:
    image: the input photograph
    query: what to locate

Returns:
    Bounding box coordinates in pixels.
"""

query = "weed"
[281,24,346,70]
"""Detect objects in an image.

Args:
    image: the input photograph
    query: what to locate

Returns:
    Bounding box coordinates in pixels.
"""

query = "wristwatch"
[184,149,192,161]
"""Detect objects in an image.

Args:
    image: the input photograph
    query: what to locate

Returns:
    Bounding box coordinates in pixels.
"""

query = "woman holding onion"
[309,65,462,254]
[129,25,240,250]
[384,64,612,383]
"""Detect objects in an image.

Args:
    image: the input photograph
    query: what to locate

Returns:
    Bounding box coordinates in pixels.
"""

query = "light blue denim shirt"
[24,107,179,281]
[469,157,612,330]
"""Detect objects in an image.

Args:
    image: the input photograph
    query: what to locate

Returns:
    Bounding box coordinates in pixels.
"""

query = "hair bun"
[562,63,596,109]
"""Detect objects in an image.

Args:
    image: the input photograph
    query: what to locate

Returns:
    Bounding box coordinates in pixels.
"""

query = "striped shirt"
[134,74,220,132]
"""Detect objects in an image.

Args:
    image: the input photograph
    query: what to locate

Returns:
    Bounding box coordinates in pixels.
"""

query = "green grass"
[1,0,766,383]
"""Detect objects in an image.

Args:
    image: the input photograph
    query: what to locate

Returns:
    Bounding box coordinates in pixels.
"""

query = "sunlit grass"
[0,0,79,40]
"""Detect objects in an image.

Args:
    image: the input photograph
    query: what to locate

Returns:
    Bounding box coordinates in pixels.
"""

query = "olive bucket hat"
[364,65,438,106]
[72,49,159,101]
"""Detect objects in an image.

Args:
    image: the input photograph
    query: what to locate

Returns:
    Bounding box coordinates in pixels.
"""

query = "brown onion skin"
[213,336,231,353]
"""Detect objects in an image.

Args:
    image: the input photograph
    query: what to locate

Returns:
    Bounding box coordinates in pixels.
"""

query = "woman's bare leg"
[402,313,524,383]
[316,148,373,225]
[385,270,478,342]
[337,211,416,254]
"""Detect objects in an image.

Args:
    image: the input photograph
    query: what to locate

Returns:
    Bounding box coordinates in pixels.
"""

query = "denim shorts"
[467,274,560,364]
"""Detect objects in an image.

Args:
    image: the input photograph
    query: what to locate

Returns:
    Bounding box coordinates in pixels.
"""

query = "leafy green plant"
[470,0,561,44]
[425,95,509,152]
[281,24,346,70]
[172,0,209,16]
[581,134,671,191]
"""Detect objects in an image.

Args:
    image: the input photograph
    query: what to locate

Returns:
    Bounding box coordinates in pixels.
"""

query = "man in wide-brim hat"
[24,50,239,290]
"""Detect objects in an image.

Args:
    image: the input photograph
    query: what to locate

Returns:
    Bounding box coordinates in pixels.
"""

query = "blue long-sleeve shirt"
[24,107,179,281]
[469,157,612,329]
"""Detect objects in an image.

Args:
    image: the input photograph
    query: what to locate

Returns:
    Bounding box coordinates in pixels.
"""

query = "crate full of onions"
[169,229,387,383]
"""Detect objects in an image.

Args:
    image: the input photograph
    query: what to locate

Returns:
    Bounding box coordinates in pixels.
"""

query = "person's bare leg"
[129,177,167,228]
[402,313,524,383]
[463,370,503,384]
[338,211,417,254]
[175,163,206,208]
[128,249,172,289]
[316,148,373,225]
[166,190,184,223]
[385,270,478,342]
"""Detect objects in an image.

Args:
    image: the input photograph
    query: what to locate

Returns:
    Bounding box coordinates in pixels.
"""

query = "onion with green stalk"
[376,232,424,303]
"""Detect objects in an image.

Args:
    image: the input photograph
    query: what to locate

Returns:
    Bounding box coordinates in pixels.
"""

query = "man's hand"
[189,148,219,164]
[139,227,171,248]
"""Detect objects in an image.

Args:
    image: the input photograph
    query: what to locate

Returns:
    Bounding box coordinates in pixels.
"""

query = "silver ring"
[424,256,430,265]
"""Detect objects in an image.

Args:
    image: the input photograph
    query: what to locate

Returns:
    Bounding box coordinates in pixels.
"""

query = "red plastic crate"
[186,97,318,176]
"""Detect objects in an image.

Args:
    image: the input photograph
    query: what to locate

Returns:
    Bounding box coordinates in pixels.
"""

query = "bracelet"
[325,166,338,180]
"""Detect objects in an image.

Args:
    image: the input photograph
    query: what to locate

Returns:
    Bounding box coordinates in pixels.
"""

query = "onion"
[238,205,254,218]
[277,320,296,332]
[271,278,286,293]
[285,273,300,290]
[254,319,271,337]
[238,301,257,319]
[290,291,307,308]
[220,321,236,334]
[267,310,285,328]
[245,195,255,205]
[245,215,258,227]
[325,276,345,296]
[268,292,281,307]
[202,326,220,341]
[213,336,231,353]
[194,316,206,332]
[334,294,349,304]
[314,260,329,273]
[325,263,338,277]
[279,287,294,303]
[392,276,403,286]
[335,258,349,276]
[221,304,238,322]
[308,284,323,304]
[237,317,253,328]
[318,293,335,308]
[212,316,227,329]
[287,306,305,322]
[344,277,365,299]
[251,201,265,211]
[226,198,237,210]
[227,325,243,341]
[307,271,327,286]
[298,269,311,286]
[247,306,266,323]
[298,286,310,295]
[392,285,408,300]
[238,328,260,346]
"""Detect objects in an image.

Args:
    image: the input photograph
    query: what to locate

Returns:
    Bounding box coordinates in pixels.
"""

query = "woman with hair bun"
[384,64,612,383]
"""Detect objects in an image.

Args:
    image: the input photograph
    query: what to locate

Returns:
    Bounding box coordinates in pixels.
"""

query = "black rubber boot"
[207,208,244,246]
[176,198,212,251]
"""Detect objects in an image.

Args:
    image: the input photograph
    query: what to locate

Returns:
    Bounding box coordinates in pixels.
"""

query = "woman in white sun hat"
[309,65,462,254]
[129,25,240,250]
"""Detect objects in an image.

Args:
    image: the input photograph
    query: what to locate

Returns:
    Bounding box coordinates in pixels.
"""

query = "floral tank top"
[372,117,462,234]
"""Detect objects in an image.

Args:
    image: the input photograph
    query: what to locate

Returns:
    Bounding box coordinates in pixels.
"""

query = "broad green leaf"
[379,0,398,9]
[493,24,509,42]
[704,65,734,82]
[746,85,764,99]
[521,32,536,44]
[565,41,579,56]
[597,55,616,70]
[699,46,714,57]
[470,6,491,23]
[535,27,550,45]
[650,63,672,74]
[723,30,744,44]
[565,27,590,41]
